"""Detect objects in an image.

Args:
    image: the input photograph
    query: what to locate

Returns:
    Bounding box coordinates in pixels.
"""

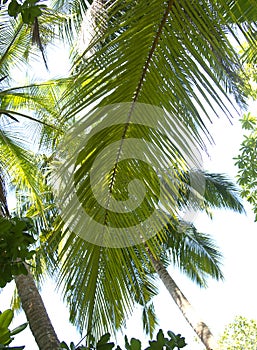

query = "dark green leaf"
[10,323,28,336]
[8,0,21,17]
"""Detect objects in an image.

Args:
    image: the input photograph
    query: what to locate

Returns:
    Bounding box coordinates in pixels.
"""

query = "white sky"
[1,35,257,350]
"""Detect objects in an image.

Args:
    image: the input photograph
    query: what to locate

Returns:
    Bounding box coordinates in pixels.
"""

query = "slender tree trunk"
[148,251,218,350]
[0,178,60,350]
[15,270,60,350]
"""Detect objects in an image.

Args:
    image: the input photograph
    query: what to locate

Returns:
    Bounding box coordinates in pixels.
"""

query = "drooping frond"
[0,2,70,73]
[163,221,224,287]
[219,0,257,64]
[55,229,158,339]
[0,78,70,150]
[49,0,251,339]
[53,0,249,246]
[0,14,27,78]
[200,171,245,213]
[64,0,247,123]
[50,0,94,45]
[0,76,71,218]
[174,170,245,215]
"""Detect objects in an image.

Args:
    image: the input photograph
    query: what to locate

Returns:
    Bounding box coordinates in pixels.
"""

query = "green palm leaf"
[0,3,68,73]
[55,230,158,337]
[0,0,250,345]
[200,171,245,213]
[46,0,250,341]
[0,127,46,214]
[54,0,248,245]
[174,170,245,215]
[64,0,246,120]
[0,76,71,215]
[163,221,223,287]
[47,169,243,339]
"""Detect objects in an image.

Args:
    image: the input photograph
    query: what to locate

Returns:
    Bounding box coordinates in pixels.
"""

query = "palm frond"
[201,171,245,213]
[64,0,247,121]
[0,14,26,78]
[163,221,223,287]
[0,4,69,75]
[52,0,249,246]
[48,0,94,45]
[55,229,158,339]
[0,78,71,151]
[0,126,47,215]
[48,0,251,339]
[220,0,257,65]
[173,170,245,215]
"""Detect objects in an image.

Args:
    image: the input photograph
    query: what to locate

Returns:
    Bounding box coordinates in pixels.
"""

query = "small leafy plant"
[0,309,28,349]
[0,217,36,288]
[6,0,46,24]
[60,329,187,350]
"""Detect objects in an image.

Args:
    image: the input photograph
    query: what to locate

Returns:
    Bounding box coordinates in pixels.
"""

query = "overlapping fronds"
[219,0,257,69]
[0,14,28,78]
[200,171,245,213]
[0,76,71,215]
[50,0,94,45]
[48,0,252,340]
[55,230,158,337]
[0,0,249,343]
[0,125,46,214]
[0,8,72,215]
[0,79,70,149]
[158,170,244,286]
[63,0,248,123]
[51,167,244,338]
[54,0,249,256]
[0,3,68,73]
[0,1,73,151]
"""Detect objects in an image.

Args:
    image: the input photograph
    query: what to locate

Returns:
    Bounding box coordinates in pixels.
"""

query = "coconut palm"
[14,0,251,347]
[147,224,220,350]
[48,169,243,350]
[55,0,250,252]
[47,0,251,343]
[147,172,244,350]
[0,5,71,349]
[0,1,255,349]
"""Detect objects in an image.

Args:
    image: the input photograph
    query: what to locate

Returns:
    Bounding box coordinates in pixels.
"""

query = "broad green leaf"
[130,338,141,350]
[0,310,13,329]
[10,323,28,336]
[0,328,11,345]
[8,0,21,17]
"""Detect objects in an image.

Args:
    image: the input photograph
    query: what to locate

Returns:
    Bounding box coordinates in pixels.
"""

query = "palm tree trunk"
[15,270,60,350]
[0,181,60,349]
[148,251,218,350]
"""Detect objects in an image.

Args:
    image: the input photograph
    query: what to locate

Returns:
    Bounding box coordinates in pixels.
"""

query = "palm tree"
[14,270,60,350]
[0,1,255,349]
[0,6,70,349]
[0,103,62,346]
[46,0,251,342]
[147,242,218,350]
[53,0,250,253]
[147,220,225,350]
[49,169,243,349]
[26,0,253,347]
[145,171,245,350]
